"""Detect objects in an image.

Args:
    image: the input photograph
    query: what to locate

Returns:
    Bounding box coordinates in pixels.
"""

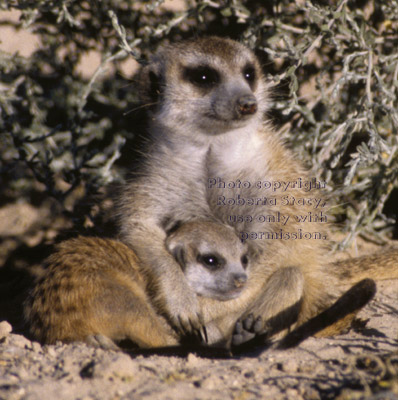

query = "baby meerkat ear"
[165,236,186,270]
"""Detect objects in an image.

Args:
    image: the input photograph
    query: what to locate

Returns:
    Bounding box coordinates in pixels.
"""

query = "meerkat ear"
[165,238,186,270]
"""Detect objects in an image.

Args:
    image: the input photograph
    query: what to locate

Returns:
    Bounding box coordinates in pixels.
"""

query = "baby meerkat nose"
[236,94,257,116]
[233,273,248,288]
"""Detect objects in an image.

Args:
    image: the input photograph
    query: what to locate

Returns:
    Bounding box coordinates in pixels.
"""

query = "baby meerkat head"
[138,37,269,136]
[165,220,250,301]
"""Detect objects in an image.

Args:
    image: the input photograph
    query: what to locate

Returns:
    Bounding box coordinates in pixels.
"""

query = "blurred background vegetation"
[1,0,397,269]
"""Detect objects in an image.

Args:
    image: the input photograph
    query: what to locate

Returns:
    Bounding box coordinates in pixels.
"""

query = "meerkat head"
[138,37,268,137]
[165,220,249,301]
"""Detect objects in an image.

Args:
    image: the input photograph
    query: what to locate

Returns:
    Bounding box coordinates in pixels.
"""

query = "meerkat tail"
[329,247,398,284]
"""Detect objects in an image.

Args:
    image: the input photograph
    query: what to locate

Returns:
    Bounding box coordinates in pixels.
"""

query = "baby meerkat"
[23,220,249,348]
[117,36,398,345]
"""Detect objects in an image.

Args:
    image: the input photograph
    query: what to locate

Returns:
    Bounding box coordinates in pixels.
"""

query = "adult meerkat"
[23,220,249,348]
[117,36,398,343]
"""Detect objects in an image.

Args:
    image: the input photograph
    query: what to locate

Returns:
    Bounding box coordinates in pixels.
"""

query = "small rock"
[0,321,12,339]
[30,341,42,353]
[302,387,321,400]
[286,388,301,399]
[200,377,218,390]
[92,353,139,380]
[0,385,25,400]
[44,346,57,357]
[186,353,201,366]
[231,379,240,387]
[244,370,255,378]
[8,334,31,349]
[278,359,298,373]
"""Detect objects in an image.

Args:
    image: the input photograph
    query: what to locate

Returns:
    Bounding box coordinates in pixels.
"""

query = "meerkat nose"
[236,94,257,116]
[233,273,248,288]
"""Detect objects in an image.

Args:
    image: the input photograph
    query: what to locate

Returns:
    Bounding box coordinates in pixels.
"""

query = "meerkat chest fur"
[133,37,271,222]
[208,122,267,174]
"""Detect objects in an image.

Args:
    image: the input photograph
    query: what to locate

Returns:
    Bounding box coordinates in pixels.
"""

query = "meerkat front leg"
[122,221,206,339]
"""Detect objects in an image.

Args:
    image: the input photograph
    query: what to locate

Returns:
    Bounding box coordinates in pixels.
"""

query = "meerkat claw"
[200,325,208,344]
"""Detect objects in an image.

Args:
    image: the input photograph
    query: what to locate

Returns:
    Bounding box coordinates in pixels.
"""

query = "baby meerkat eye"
[198,253,223,270]
[243,65,256,85]
[184,66,220,88]
[241,254,249,268]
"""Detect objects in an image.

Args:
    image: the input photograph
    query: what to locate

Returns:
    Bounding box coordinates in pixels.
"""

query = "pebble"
[8,334,32,349]
[44,346,57,357]
[0,321,12,339]
[302,387,321,400]
[92,353,139,380]
[277,359,299,373]
[199,376,218,390]
[186,353,201,366]
[31,342,42,353]
[283,359,299,373]
[286,388,301,399]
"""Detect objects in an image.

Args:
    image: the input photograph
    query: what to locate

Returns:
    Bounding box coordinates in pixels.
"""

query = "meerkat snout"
[233,272,247,288]
[236,94,257,117]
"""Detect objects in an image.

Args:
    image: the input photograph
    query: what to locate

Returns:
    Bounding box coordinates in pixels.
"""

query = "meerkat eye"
[184,66,220,88]
[198,253,222,270]
[241,254,249,268]
[243,65,256,85]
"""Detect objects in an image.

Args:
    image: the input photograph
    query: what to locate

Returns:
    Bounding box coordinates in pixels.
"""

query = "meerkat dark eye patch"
[241,254,249,268]
[198,253,224,270]
[242,64,256,86]
[184,66,220,88]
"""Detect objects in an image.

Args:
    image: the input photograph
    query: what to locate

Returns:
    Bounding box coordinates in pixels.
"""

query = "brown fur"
[24,37,398,349]
[331,247,398,283]
[24,220,250,348]
[24,237,178,348]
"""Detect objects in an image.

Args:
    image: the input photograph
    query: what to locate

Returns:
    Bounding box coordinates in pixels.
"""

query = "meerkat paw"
[85,334,120,351]
[176,312,208,344]
[232,313,264,346]
[164,293,207,342]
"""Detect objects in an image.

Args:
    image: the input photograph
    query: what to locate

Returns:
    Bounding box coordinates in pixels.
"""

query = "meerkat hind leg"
[233,266,305,346]
[92,281,179,349]
[232,314,264,346]
[278,278,376,349]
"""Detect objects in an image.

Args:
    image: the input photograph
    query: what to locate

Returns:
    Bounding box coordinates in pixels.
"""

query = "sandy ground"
[0,279,397,400]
